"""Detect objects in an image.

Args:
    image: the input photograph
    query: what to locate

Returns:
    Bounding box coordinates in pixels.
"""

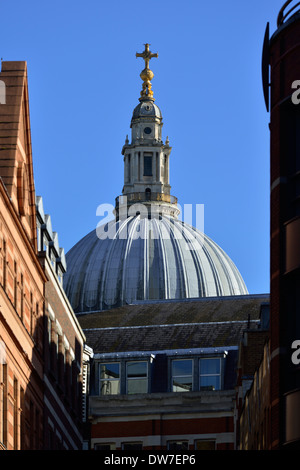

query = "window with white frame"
[126,361,148,394]
[171,359,193,392]
[99,363,120,395]
[199,357,221,391]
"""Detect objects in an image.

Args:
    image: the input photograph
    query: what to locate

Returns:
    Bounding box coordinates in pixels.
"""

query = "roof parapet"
[36,195,67,273]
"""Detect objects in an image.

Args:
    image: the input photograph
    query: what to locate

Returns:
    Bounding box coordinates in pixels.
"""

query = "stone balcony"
[115,192,179,219]
[115,192,178,207]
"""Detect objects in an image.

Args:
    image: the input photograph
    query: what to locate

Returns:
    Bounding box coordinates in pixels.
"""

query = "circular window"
[144,127,152,134]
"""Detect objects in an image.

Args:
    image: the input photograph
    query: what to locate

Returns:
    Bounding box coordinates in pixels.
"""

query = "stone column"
[128,154,131,183]
[165,154,169,184]
[153,152,157,182]
[141,152,144,181]
[124,155,127,184]
[134,152,138,182]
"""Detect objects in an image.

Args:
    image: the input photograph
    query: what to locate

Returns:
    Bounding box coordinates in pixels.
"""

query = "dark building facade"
[262,0,300,449]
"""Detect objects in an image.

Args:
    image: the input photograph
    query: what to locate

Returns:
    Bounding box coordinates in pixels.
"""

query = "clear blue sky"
[0,0,286,295]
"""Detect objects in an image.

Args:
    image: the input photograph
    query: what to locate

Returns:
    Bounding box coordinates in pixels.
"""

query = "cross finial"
[136,43,158,101]
[136,43,158,70]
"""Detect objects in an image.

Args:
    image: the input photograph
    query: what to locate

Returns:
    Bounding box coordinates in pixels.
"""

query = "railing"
[277,0,300,26]
[115,192,178,206]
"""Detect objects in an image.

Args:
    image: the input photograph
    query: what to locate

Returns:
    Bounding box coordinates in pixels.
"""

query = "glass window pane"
[126,362,148,395]
[172,377,192,392]
[100,363,120,379]
[127,378,148,394]
[100,363,120,395]
[200,358,220,375]
[200,375,220,391]
[100,379,120,395]
[172,360,192,376]
[127,362,147,378]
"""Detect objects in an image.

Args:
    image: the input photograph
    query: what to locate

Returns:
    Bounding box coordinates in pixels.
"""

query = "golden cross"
[136,43,158,70]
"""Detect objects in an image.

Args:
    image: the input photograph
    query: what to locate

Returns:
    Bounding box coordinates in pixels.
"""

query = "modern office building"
[262,0,300,449]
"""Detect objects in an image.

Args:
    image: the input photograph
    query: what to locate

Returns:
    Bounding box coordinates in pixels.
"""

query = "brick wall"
[0,180,45,450]
[239,341,270,449]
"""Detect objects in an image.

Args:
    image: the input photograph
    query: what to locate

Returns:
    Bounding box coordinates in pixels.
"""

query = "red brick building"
[238,340,270,450]
[0,61,46,450]
[0,61,89,450]
[235,304,270,449]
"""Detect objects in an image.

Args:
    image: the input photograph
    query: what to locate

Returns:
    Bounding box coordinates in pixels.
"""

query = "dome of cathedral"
[64,44,248,315]
[63,215,248,314]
